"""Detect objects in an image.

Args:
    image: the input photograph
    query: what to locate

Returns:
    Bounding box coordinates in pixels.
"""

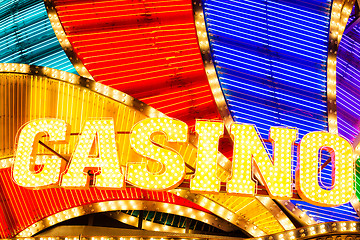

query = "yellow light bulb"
[13,118,70,188]
[61,118,124,189]
[296,131,354,206]
[190,120,224,193]
[227,125,297,198]
[127,117,187,190]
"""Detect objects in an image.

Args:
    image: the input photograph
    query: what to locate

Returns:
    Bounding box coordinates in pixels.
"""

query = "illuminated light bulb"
[227,125,297,198]
[127,117,187,190]
[296,132,354,206]
[61,119,124,189]
[190,120,224,193]
[13,119,70,188]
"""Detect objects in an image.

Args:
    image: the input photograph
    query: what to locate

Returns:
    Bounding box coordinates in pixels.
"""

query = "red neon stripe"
[0,168,211,238]
[53,0,221,125]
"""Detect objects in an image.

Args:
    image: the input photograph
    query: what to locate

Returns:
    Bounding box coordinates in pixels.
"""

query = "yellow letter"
[61,119,124,189]
[296,132,354,206]
[13,118,70,188]
[227,124,297,198]
[190,120,224,193]
[127,117,187,190]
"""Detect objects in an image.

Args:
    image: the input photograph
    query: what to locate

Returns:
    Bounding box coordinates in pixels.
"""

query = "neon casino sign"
[12,117,354,207]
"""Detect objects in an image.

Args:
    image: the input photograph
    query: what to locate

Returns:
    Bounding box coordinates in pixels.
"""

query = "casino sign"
[2,0,360,239]
[13,116,355,207]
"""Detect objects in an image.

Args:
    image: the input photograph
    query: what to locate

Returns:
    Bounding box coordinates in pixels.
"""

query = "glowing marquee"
[13,117,354,207]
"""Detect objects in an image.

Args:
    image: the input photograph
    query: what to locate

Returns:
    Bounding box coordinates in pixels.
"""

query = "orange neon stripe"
[55,0,184,8]
[163,100,215,115]
[140,86,210,101]
[72,27,195,44]
[67,23,193,37]
[61,9,189,24]
[97,64,203,83]
[58,4,189,17]
[145,94,212,107]
[87,50,199,69]
[157,95,211,110]
[0,172,17,234]
[105,68,202,86]
[75,33,195,49]
[82,42,195,60]
[79,38,197,57]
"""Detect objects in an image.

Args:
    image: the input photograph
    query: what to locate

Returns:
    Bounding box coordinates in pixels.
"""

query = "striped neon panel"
[52,0,221,129]
[204,0,330,140]
[336,7,360,199]
[337,17,360,142]
[204,0,359,222]
[0,0,76,74]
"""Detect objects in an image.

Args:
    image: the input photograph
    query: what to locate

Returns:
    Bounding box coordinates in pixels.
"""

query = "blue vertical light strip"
[0,0,77,74]
[337,13,360,143]
[203,0,359,223]
[336,6,360,203]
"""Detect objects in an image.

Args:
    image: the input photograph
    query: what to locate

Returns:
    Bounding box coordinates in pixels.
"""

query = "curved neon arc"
[0,63,289,237]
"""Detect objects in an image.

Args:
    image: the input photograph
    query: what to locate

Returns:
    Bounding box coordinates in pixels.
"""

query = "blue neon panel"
[337,12,360,142]
[0,0,77,74]
[204,0,358,223]
[204,0,329,140]
[291,200,359,222]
